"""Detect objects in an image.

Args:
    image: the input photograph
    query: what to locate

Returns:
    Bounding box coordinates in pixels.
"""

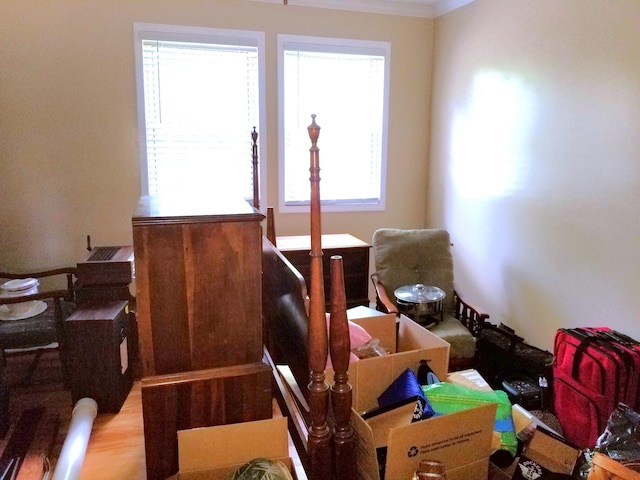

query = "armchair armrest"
[454,291,489,337]
[371,273,398,315]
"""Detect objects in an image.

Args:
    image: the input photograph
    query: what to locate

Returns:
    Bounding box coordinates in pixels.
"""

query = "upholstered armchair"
[370,228,489,371]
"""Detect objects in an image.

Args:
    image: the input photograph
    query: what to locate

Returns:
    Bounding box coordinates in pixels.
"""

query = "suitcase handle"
[572,336,598,380]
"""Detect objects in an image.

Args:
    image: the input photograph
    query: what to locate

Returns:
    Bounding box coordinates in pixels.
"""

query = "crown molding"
[431,0,476,17]
[248,0,475,18]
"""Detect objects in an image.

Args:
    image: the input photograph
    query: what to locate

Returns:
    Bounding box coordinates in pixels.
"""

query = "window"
[134,24,266,201]
[279,35,390,212]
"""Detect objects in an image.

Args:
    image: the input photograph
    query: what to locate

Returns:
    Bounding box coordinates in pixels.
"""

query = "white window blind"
[280,36,389,211]
[136,26,262,199]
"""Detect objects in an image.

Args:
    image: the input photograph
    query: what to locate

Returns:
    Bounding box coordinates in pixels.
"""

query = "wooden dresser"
[276,233,371,309]
[132,193,272,480]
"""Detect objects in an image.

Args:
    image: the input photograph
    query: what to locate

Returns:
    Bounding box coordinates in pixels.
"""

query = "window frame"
[277,34,390,213]
[133,23,267,205]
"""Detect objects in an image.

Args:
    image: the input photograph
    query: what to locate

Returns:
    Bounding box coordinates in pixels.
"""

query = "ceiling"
[249,0,476,18]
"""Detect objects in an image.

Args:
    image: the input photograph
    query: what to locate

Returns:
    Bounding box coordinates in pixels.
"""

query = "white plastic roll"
[52,398,98,480]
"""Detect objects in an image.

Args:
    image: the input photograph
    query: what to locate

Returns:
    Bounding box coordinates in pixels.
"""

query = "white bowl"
[0,284,39,298]
[0,283,39,316]
[1,278,39,292]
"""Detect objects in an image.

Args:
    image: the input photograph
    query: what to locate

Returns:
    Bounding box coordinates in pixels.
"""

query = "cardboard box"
[587,452,640,480]
[511,427,580,480]
[352,402,498,480]
[330,310,495,480]
[331,306,449,414]
[175,417,297,479]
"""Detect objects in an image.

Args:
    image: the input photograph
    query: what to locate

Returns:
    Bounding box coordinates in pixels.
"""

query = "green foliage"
[227,458,294,480]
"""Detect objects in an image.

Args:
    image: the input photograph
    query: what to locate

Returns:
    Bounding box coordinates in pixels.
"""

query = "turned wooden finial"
[308,114,320,145]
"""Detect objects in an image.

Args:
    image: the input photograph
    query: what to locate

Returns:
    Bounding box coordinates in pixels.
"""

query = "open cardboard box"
[512,427,580,480]
[175,417,297,479]
[352,401,497,480]
[330,308,495,480]
[328,306,449,410]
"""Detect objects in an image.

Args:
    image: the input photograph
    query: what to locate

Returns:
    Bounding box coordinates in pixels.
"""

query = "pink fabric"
[325,313,372,369]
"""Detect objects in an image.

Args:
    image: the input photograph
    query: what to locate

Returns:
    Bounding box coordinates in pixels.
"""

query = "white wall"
[430,0,640,350]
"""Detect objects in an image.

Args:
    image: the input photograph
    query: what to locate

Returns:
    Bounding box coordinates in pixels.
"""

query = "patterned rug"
[0,350,72,479]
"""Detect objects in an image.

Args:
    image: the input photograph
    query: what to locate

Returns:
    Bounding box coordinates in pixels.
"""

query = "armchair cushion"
[372,229,455,314]
[431,316,477,359]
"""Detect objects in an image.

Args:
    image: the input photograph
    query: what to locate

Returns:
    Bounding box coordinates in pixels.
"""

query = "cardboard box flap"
[385,402,498,480]
[397,313,450,352]
[363,397,418,448]
[347,306,397,354]
[446,456,490,480]
[347,305,389,320]
[523,427,580,475]
[178,417,289,473]
[351,410,381,480]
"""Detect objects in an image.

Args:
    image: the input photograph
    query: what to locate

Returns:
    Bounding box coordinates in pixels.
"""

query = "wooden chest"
[132,194,265,377]
[277,233,371,309]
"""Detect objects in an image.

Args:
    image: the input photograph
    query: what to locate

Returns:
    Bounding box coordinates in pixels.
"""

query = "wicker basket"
[587,453,640,480]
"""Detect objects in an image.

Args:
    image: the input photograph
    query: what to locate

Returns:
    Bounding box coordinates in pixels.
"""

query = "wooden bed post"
[251,126,259,210]
[266,207,277,246]
[329,255,356,479]
[306,115,332,480]
[251,126,277,247]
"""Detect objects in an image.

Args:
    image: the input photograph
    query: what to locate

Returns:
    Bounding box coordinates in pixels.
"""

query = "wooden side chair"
[0,268,76,385]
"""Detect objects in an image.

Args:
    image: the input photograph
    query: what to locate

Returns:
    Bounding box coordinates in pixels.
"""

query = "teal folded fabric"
[422,382,518,456]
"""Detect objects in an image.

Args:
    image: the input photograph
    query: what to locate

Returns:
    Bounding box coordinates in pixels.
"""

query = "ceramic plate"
[0,300,48,321]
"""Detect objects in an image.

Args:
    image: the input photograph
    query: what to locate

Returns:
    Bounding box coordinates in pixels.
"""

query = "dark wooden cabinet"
[277,233,371,309]
[66,300,133,413]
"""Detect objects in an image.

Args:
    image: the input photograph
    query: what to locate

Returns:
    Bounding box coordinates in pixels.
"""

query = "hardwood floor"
[0,350,511,480]
[0,350,306,480]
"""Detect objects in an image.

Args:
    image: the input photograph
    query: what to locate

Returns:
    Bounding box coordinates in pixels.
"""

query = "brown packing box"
[332,308,495,480]
[511,427,581,480]
[328,307,450,407]
[175,417,297,480]
[352,402,497,480]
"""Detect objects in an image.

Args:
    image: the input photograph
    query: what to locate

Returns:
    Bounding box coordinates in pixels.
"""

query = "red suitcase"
[553,327,640,448]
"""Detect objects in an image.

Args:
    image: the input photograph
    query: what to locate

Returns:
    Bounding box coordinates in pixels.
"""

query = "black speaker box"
[66,301,133,413]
